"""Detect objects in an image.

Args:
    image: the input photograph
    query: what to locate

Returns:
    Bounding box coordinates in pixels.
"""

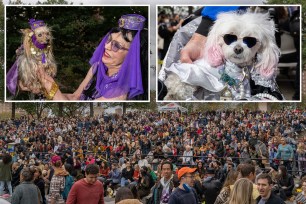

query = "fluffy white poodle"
[162,11,283,101]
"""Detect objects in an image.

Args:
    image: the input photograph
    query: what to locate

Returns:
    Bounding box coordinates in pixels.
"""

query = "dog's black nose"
[234,46,243,54]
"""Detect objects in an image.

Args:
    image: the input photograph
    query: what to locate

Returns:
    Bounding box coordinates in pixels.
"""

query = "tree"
[11,102,15,119]
[18,102,52,119]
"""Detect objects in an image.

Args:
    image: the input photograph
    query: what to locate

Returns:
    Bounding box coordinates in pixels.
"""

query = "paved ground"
[104,197,115,204]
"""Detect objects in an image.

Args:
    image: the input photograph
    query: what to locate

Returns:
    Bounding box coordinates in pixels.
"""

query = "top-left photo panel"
[5,5,149,102]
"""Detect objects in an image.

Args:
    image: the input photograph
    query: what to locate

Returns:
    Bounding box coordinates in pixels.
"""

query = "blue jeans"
[120,178,130,187]
[0,181,12,195]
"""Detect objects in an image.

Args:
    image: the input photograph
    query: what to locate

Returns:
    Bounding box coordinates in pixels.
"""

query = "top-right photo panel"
[157,5,301,102]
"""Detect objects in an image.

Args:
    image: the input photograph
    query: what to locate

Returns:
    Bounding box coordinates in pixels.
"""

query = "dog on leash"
[163,11,283,101]
[7,18,57,95]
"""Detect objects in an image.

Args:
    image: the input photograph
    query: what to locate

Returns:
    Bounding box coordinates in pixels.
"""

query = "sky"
[3,0,266,91]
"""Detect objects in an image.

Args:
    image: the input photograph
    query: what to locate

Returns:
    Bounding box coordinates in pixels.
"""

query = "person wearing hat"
[35,13,148,101]
[168,167,198,204]
[47,155,67,204]
[202,167,222,204]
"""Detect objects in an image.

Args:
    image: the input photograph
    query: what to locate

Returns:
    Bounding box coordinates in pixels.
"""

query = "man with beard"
[168,167,198,204]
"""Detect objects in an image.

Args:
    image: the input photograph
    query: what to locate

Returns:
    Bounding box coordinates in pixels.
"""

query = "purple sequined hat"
[118,14,146,30]
[29,18,45,30]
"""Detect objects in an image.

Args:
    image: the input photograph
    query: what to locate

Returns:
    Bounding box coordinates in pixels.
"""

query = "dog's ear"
[254,17,280,79]
[255,41,280,79]
[21,28,33,59]
[203,18,224,67]
[204,39,224,67]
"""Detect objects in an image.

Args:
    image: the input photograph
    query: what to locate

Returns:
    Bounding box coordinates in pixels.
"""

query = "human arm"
[37,65,94,100]
[180,6,242,63]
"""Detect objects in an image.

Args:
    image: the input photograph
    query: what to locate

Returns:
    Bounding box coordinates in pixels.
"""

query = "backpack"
[62,175,74,200]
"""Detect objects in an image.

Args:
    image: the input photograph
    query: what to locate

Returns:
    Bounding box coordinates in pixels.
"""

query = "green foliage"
[17,102,52,118]
[6,6,148,99]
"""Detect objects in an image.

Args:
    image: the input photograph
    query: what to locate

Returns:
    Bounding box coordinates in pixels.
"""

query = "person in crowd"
[33,166,46,204]
[62,163,74,201]
[168,167,198,204]
[66,164,104,204]
[0,153,13,196]
[121,160,134,187]
[202,167,222,204]
[227,178,255,204]
[11,161,23,190]
[27,14,148,101]
[149,160,174,204]
[137,166,151,199]
[104,162,121,194]
[214,170,239,204]
[115,187,135,203]
[256,173,285,204]
[294,177,306,204]
[182,145,193,165]
[11,167,42,204]
[47,155,67,204]
[276,138,294,171]
[278,165,294,199]
[99,161,110,181]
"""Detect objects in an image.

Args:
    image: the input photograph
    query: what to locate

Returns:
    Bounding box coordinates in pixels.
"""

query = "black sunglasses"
[106,35,129,52]
[223,34,258,48]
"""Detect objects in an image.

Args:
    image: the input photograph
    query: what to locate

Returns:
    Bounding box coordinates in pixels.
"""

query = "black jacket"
[256,192,286,204]
[202,177,222,204]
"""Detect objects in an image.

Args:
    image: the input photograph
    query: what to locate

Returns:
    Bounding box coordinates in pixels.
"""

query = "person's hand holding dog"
[180,33,207,63]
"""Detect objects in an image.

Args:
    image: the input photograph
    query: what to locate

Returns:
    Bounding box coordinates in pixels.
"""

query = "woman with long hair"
[214,170,239,204]
[33,167,46,204]
[227,178,255,204]
[32,14,148,101]
[99,161,110,180]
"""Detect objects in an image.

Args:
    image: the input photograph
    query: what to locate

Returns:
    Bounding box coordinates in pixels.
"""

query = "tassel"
[42,53,46,64]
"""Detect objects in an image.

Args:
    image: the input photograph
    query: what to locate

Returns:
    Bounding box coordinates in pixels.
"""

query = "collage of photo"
[0,1,305,204]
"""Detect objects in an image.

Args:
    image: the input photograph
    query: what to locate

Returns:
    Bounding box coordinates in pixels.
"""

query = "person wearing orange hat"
[168,167,198,204]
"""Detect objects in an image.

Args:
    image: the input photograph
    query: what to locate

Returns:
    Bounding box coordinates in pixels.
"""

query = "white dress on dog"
[165,59,253,100]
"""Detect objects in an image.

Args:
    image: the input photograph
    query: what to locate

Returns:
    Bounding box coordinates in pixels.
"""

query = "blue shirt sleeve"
[201,6,244,21]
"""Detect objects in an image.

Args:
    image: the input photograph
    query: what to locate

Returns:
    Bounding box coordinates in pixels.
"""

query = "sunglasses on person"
[106,35,129,52]
[223,34,258,48]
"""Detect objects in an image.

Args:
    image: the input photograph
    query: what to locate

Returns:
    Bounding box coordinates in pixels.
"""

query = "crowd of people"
[0,109,306,203]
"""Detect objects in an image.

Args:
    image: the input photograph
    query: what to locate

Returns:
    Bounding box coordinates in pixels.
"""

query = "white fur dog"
[163,11,281,101]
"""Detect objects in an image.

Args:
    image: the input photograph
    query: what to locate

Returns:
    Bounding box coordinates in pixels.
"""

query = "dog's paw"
[164,73,197,100]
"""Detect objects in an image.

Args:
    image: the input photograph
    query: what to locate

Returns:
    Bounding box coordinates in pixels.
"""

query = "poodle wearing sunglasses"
[163,11,283,101]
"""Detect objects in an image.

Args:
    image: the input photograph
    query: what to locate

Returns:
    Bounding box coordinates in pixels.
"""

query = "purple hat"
[118,14,146,30]
[29,18,45,30]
